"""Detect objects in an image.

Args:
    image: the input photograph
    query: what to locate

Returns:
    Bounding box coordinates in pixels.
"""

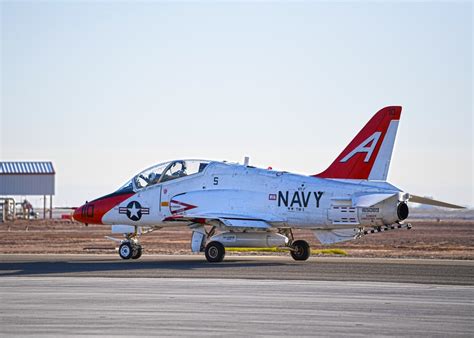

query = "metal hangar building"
[0,161,55,219]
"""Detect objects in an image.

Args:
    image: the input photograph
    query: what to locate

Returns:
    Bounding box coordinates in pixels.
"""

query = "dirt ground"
[1,217,473,259]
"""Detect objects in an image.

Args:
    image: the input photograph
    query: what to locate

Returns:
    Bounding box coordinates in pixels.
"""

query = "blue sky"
[1,1,472,207]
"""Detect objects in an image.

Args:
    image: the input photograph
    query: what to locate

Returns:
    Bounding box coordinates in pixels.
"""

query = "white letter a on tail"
[340,132,381,163]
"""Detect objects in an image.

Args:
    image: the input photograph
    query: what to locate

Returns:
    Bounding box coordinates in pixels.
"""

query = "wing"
[163,212,285,229]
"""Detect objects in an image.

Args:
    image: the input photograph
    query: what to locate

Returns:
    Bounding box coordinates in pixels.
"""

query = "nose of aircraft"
[72,202,97,224]
[72,205,87,223]
[72,192,135,225]
[72,199,111,225]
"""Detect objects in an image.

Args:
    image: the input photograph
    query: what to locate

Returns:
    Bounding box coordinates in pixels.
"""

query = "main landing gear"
[201,229,311,263]
[204,241,225,263]
[290,240,310,261]
[281,229,311,261]
[202,238,311,263]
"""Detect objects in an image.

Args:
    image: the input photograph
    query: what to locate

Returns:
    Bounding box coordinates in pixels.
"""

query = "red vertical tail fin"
[314,106,402,180]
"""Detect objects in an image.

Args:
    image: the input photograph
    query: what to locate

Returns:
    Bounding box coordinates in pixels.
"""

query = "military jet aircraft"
[73,106,464,262]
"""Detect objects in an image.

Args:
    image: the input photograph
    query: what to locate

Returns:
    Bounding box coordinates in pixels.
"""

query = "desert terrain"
[1,209,472,259]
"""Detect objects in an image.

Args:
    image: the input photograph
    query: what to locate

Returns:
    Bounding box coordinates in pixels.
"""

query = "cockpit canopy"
[117,159,211,192]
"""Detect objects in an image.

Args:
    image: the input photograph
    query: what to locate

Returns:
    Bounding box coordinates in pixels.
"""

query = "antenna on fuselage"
[243,156,250,166]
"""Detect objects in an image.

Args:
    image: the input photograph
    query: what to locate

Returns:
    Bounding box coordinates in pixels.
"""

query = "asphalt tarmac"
[1,255,473,336]
[0,254,473,285]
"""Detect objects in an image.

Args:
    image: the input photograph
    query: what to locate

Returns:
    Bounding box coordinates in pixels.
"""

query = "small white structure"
[0,161,55,219]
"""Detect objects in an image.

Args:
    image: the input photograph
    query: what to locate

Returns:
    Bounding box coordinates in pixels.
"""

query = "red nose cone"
[73,193,134,225]
[73,202,99,224]
[72,207,84,223]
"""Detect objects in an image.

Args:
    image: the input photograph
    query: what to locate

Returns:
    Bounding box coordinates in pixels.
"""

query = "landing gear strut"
[279,229,311,261]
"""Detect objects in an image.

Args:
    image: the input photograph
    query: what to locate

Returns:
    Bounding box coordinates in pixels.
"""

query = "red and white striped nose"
[72,192,134,225]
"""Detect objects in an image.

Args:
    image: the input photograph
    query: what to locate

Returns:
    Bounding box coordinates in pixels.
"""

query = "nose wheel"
[119,241,143,260]
[131,245,142,259]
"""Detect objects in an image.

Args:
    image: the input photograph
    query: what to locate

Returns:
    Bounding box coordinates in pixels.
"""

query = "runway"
[0,277,472,336]
[1,255,473,336]
[0,254,473,285]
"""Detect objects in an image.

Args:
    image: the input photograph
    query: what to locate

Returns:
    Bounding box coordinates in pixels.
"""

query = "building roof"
[0,162,55,175]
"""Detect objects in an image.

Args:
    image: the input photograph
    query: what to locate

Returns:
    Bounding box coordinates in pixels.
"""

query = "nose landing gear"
[106,225,150,260]
[119,241,143,260]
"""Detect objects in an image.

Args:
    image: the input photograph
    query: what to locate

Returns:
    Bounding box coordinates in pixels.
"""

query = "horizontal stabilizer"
[352,193,397,207]
[313,228,360,244]
[409,195,465,209]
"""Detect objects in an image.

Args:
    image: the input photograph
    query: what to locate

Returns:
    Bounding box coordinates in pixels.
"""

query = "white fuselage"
[102,162,403,230]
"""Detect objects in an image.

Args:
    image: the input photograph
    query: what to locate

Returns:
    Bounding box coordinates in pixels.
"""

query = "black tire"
[290,240,310,261]
[131,245,142,260]
[205,241,225,263]
[119,242,133,260]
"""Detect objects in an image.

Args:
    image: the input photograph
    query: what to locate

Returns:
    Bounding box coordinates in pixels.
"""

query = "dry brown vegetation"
[1,217,473,259]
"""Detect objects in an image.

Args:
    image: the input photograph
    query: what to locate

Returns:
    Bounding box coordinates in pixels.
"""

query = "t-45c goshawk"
[73,106,464,262]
